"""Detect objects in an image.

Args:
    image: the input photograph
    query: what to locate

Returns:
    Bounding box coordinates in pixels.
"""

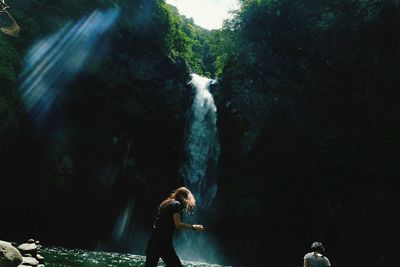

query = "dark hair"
[311,242,325,253]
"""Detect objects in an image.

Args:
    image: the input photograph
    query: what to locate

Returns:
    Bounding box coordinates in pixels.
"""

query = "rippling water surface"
[42,247,228,267]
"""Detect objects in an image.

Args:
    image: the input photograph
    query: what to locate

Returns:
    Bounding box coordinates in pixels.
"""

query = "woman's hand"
[192,224,205,232]
[173,213,205,231]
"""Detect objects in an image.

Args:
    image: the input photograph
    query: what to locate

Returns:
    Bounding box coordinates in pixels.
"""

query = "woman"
[303,241,331,267]
[145,187,204,267]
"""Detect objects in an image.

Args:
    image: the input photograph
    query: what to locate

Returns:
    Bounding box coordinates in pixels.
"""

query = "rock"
[35,241,41,251]
[35,254,44,264]
[17,243,37,255]
[37,265,44,267]
[27,240,35,244]
[0,240,23,266]
[22,256,39,266]
[23,254,32,257]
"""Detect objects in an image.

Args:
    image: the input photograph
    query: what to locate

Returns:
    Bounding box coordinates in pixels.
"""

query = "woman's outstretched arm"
[173,213,204,231]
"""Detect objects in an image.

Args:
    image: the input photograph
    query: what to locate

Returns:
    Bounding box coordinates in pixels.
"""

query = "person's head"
[311,241,325,254]
[160,187,196,213]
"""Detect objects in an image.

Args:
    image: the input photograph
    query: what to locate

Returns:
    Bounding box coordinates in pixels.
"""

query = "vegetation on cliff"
[215,0,400,266]
[0,0,203,246]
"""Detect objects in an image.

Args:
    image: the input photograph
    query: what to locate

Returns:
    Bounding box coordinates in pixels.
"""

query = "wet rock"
[22,256,39,266]
[35,254,44,264]
[0,240,23,266]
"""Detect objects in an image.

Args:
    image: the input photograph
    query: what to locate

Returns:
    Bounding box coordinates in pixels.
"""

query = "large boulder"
[0,240,23,267]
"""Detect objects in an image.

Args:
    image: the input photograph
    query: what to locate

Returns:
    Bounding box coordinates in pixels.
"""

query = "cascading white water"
[176,74,221,263]
[181,73,220,208]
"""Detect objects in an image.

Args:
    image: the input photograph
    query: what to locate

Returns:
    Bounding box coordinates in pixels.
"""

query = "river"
[42,247,229,267]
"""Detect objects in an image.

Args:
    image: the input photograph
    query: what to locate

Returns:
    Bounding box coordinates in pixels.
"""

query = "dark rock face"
[0,0,192,252]
[213,1,400,266]
[32,55,192,249]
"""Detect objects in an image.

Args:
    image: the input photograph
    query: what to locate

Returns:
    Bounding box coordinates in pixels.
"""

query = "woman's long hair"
[159,187,196,213]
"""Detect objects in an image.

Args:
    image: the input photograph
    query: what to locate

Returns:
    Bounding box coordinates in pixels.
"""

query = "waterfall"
[181,73,220,209]
[175,73,221,263]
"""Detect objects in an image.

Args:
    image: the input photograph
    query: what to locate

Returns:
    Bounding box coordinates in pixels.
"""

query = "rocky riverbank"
[0,239,45,267]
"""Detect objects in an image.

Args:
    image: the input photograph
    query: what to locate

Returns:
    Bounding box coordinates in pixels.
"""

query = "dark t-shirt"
[304,252,331,267]
[150,200,182,242]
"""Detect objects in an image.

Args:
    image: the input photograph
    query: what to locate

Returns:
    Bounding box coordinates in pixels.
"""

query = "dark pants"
[144,239,182,267]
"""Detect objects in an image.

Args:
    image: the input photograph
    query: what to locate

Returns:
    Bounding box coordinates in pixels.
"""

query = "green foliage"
[219,0,400,159]
[0,39,19,84]
[0,39,21,144]
[159,3,214,76]
[216,2,400,263]
[154,2,235,77]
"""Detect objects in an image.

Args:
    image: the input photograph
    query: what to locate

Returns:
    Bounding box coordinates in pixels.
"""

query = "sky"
[166,0,240,30]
